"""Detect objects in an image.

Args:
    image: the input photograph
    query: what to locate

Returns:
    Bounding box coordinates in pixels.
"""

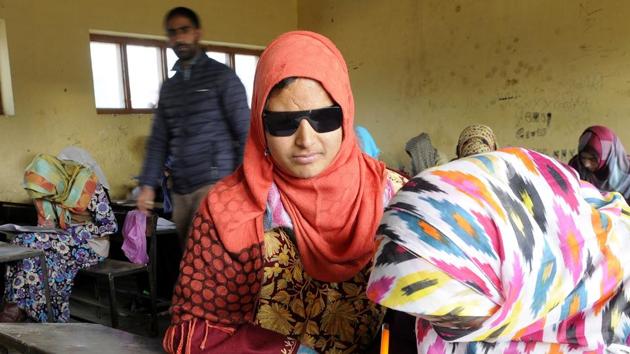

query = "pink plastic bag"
[121,210,149,264]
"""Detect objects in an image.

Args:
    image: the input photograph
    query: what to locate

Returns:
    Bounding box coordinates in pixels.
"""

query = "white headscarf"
[57,146,110,190]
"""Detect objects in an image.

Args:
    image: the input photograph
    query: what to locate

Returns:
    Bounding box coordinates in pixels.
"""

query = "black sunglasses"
[262,105,343,137]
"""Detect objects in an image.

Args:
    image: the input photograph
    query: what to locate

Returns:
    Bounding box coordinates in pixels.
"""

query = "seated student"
[569,125,630,202]
[367,147,630,352]
[162,31,406,353]
[405,132,447,176]
[355,125,381,158]
[1,148,117,322]
[456,124,498,158]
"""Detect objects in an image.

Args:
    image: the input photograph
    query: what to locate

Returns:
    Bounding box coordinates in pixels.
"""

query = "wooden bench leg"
[148,269,158,336]
[107,275,118,329]
[94,278,102,320]
[38,254,54,322]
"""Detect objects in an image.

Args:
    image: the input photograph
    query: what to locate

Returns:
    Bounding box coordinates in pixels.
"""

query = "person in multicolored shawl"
[367,147,630,353]
[162,31,408,354]
[1,149,117,322]
[569,125,630,203]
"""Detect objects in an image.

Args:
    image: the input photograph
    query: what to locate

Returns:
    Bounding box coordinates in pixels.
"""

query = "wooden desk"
[0,242,53,321]
[0,241,45,263]
[0,323,163,353]
[0,202,37,226]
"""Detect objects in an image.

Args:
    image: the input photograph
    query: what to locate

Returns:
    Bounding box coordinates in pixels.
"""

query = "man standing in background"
[138,7,250,249]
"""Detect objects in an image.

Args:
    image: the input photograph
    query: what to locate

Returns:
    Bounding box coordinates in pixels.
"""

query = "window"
[0,19,15,116]
[89,34,262,114]
[0,81,4,115]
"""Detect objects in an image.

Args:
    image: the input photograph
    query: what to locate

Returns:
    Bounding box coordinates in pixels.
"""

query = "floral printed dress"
[254,171,405,353]
[4,184,117,322]
[256,227,384,354]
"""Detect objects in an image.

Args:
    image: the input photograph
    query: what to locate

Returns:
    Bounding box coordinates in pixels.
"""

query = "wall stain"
[579,3,603,17]
[348,60,363,71]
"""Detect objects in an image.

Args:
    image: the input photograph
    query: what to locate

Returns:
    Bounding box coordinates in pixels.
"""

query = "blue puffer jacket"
[140,53,250,194]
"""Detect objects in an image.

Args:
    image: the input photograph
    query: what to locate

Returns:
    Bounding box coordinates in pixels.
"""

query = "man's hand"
[137,186,156,214]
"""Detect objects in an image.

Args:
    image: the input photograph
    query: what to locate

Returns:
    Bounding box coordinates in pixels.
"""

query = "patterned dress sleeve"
[163,209,299,354]
[384,169,408,203]
[85,184,117,237]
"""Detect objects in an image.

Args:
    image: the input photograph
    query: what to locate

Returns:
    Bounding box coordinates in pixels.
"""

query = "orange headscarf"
[204,31,387,282]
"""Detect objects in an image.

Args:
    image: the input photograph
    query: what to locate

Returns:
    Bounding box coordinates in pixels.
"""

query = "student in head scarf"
[569,125,630,202]
[163,31,407,354]
[1,147,117,322]
[456,124,498,158]
[405,133,446,176]
[367,147,630,352]
[355,125,381,158]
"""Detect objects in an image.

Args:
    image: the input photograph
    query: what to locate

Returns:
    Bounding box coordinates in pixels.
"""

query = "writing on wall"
[515,111,552,140]
[532,147,576,162]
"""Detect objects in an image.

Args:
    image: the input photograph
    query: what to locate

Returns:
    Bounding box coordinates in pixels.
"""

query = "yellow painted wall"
[298,0,630,172]
[3,0,629,202]
[0,0,296,202]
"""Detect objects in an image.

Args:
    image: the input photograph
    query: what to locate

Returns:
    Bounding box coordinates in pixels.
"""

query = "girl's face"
[580,150,599,172]
[264,78,343,178]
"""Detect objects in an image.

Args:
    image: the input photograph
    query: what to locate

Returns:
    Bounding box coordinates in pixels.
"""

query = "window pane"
[126,45,162,109]
[234,54,258,107]
[207,51,228,65]
[90,42,125,109]
[166,48,178,78]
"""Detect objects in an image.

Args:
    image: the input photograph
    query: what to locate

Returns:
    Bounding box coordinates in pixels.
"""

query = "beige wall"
[3,0,630,201]
[0,0,296,202]
[298,0,630,172]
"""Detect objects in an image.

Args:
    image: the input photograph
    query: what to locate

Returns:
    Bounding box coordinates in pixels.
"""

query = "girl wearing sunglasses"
[163,31,407,354]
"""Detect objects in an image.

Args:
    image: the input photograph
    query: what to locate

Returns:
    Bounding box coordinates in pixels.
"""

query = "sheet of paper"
[0,224,62,233]
[156,217,176,230]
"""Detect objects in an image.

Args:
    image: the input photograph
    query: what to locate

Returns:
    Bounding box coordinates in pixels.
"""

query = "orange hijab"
[204,31,387,282]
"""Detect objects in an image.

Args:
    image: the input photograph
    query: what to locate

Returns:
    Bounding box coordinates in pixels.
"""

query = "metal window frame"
[89,34,262,115]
